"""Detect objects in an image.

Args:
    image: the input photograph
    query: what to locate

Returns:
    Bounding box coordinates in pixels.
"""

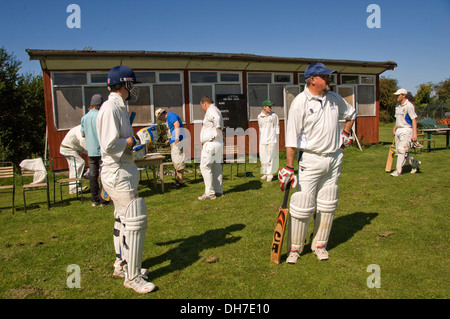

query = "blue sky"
[1,0,449,94]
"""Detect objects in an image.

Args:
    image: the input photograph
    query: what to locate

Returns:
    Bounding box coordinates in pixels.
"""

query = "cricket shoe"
[313,247,329,261]
[124,273,156,294]
[113,263,148,279]
[197,194,216,200]
[410,160,421,174]
[266,175,273,182]
[286,250,300,264]
[390,170,401,177]
[261,175,267,180]
[69,186,88,194]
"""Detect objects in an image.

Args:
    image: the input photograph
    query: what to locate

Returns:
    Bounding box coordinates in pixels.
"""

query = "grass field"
[0,123,449,301]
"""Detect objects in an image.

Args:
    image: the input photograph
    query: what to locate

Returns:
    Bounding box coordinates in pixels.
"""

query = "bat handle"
[282,183,291,208]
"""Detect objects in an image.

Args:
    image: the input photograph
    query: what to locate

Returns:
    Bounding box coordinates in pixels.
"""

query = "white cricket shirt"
[96,92,134,165]
[395,100,417,129]
[258,111,279,145]
[200,104,224,144]
[61,124,87,153]
[285,87,356,154]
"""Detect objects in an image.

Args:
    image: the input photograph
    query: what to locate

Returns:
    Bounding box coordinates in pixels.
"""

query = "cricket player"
[81,93,110,207]
[258,100,279,182]
[96,65,156,293]
[59,125,88,194]
[155,108,186,187]
[279,62,356,263]
[391,88,421,176]
[198,96,224,200]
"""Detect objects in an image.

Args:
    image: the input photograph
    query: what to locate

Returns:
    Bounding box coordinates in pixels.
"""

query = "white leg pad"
[288,191,315,254]
[312,185,338,250]
[122,197,148,281]
[113,217,123,261]
[316,184,338,213]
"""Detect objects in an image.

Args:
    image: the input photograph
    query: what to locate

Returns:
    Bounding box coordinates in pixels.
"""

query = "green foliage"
[379,77,398,121]
[415,83,436,108]
[0,48,46,167]
[434,78,450,105]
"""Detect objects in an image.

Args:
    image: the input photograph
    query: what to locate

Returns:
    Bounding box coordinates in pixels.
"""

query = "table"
[421,128,450,151]
[134,155,165,193]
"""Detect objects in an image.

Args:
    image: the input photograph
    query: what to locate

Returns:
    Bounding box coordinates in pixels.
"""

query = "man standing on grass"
[198,96,224,200]
[278,62,356,263]
[96,65,156,294]
[258,99,279,182]
[81,93,110,207]
[391,88,421,176]
[155,108,186,188]
[59,125,88,194]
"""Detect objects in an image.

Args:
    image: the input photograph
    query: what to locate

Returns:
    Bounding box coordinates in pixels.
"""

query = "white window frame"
[189,71,242,124]
[51,70,185,130]
[247,72,293,121]
[340,74,376,117]
[134,71,185,124]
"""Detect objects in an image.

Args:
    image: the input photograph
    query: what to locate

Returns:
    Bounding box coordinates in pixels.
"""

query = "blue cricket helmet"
[107,65,138,87]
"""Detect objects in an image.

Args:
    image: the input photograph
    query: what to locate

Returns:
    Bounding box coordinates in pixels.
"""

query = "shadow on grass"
[224,179,262,194]
[299,212,378,256]
[143,223,246,280]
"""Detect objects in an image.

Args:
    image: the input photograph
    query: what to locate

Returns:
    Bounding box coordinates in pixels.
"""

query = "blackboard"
[216,94,248,130]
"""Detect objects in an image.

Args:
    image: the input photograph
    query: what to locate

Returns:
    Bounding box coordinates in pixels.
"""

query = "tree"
[0,47,46,167]
[414,82,436,108]
[434,78,450,105]
[379,77,399,122]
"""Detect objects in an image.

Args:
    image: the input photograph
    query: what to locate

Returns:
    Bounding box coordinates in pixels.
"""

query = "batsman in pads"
[96,65,156,293]
[279,62,356,263]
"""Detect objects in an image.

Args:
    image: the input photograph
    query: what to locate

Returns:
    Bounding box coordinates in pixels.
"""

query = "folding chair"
[51,156,84,204]
[223,145,246,180]
[0,162,15,214]
[20,164,50,213]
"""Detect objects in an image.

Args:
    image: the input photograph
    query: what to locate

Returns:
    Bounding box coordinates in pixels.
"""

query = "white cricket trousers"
[101,162,139,217]
[260,142,278,175]
[297,150,343,195]
[200,141,223,196]
[395,127,413,173]
[101,161,139,262]
[59,146,85,192]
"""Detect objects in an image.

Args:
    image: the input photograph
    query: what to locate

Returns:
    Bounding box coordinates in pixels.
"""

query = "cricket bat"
[385,138,395,173]
[271,183,291,265]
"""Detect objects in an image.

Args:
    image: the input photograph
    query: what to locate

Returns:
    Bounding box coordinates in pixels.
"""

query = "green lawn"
[0,123,449,300]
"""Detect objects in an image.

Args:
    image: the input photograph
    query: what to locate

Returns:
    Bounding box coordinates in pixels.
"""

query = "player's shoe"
[197,194,216,200]
[124,273,156,294]
[390,170,401,177]
[313,247,329,260]
[261,175,267,180]
[286,250,300,264]
[266,175,273,182]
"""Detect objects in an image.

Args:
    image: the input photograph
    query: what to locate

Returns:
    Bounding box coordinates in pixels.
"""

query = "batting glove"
[132,144,146,160]
[278,166,297,191]
[341,130,351,148]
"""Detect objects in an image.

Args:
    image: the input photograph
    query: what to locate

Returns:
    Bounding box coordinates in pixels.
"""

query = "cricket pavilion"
[26,49,396,169]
